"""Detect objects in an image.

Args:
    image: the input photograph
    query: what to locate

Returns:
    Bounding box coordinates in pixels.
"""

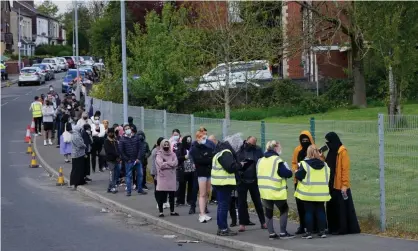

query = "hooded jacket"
[190,141,214,177]
[137,130,150,166]
[237,143,264,184]
[155,140,178,191]
[104,136,120,162]
[295,158,326,181]
[292,130,315,184]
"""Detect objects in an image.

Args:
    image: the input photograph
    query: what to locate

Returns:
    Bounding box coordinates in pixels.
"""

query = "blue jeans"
[216,186,233,230]
[107,161,120,190]
[304,201,326,233]
[125,161,143,194]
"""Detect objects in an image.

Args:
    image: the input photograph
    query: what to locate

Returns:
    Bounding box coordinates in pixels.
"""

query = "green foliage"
[35,45,72,56]
[36,0,59,18]
[61,4,92,53]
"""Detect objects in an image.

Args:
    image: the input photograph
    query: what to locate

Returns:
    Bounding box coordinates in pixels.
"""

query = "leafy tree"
[36,0,59,17]
[61,3,92,53]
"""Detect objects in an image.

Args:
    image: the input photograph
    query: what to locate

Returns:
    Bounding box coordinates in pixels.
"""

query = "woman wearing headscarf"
[151,137,169,209]
[324,132,361,235]
[175,135,194,206]
[292,130,319,234]
[70,125,86,189]
[155,139,179,217]
[82,124,93,182]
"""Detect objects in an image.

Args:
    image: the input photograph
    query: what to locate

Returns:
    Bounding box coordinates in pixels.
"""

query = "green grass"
[264,104,418,124]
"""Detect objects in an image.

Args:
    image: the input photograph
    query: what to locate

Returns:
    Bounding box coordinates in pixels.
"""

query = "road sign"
[18,42,21,48]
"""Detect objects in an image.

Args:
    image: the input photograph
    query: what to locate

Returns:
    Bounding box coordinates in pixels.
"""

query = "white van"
[197,60,272,91]
[42,58,60,72]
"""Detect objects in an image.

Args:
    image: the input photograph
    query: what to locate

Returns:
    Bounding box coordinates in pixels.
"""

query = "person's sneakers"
[230,222,237,227]
[126,193,131,197]
[295,227,306,235]
[56,145,60,148]
[175,203,185,207]
[318,231,327,238]
[48,139,53,145]
[217,229,237,236]
[170,212,179,216]
[110,188,118,194]
[189,207,196,215]
[246,221,256,226]
[44,140,47,146]
[159,213,164,218]
[269,233,280,240]
[279,232,296,239]
[302,232,313,239]
[261,223,267,229]
[199,215,207,223]
[99,168,104,172]
[64,159,70,163]
[85,177,92,182]
[142,185,149,191]
[138,190,147,195]
[163,202,169,209]
[38,133,42,136]
[133,184,137,190]
[204,214,212,221]
[209,200,217,205]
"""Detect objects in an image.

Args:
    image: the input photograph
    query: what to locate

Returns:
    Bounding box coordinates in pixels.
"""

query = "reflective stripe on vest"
[211,149,236,186]
[294,161,331,202]
[32,103,42,118]
[256,156,287,200]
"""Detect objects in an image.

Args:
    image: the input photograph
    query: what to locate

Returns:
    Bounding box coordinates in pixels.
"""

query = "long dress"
[70,127,87,187]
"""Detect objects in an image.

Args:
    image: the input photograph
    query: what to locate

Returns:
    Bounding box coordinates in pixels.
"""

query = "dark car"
[63,56,75,69]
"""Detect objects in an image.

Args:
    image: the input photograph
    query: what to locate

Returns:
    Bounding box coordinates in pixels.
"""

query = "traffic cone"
[56,167,67,186]
[25,125,31,143]
[30,119,35,133]
[29,152,39,168]
[26,140,33,154]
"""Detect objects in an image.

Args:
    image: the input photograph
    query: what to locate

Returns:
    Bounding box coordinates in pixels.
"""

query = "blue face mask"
[173,135,179,141]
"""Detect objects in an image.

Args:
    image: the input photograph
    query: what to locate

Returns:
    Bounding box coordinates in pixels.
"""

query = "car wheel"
[18,82,22,86]
[38,81,41,86]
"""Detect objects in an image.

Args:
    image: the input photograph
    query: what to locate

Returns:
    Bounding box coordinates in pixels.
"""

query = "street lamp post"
[18,8,21,72]
[74,0,80,100]
[121,0,128,124]
[72,8,75,56]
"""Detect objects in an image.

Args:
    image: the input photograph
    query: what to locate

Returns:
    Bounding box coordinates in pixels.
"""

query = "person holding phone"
[324,132,361,235]
[291,130,319,235]
[236,136,266,232]
[294,145,330,239]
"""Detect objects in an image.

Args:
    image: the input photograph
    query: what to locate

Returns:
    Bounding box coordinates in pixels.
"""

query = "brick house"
[1,0,13,54]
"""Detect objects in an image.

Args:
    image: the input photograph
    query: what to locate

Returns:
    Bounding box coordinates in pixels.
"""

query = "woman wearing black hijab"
[324,132,361,235]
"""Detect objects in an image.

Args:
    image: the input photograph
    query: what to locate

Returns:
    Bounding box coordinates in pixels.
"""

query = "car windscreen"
[66,71,85,78]
[33,65,46,70]
[21,68,37,73]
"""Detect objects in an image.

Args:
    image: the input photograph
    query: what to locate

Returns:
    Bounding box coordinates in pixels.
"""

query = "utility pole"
[74,0,80,100]
[18,8,21,72]
[72,7,75,56]
[121,0,128,124]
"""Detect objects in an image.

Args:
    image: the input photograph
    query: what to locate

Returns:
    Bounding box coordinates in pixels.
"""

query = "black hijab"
[297,134,312,162]
[181,135,192,150]
[325,132,343,170]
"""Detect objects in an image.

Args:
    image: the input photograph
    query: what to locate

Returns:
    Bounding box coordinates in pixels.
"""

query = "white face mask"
[173,135,179,141]
[199,138,207,145]
[125,129,132,135]
[94,117,99,120]
[67,106,71,110]
[49,88,53,91]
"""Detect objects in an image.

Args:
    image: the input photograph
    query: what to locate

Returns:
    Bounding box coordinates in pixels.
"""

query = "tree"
[176,1,282,123]
[61,3,92,53]
[36,0,59,17]
[356,2,418,118]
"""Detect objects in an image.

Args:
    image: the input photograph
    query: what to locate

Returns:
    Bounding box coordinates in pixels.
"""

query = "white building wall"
[62,29,67,45]
[35,17,48,45]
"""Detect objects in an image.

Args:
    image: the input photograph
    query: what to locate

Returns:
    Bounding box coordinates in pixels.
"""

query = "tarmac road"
[1,75,230,251]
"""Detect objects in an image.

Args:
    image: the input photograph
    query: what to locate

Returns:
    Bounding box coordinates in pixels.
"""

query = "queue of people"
[30,89,360,240]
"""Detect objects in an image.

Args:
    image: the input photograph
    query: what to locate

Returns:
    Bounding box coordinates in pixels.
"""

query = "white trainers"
[133,184,136,190]
[38,133,42,136]
[48,139,53,145]
[199,215,207,223]
[163,202,169,209]
[204,214,212,221]
[44,140,47,146]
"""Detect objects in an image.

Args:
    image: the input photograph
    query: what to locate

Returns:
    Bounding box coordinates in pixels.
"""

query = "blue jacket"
[264,150,293,179]
[118,134,144,163]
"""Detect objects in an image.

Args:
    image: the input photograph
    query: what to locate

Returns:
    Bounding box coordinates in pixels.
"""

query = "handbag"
[62,123,72,143]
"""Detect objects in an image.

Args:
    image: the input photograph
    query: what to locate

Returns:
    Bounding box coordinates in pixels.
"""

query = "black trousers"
[237,182,266,225]
[91,140,104,172]
[156,191,175,213]
[34,117,42,134]
[142,164,147,187]
[176,171,194,205]
[230,196,237,224]
[84,154,91,177]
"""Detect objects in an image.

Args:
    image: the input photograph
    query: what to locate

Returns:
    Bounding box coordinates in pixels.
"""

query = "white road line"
[10,164,29,167]
[25,92,32,95]
[1,102,8,106]
[9,140,24,143]
[12,96,19,101]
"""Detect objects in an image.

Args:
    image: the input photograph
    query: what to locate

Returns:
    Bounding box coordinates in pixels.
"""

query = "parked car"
[55,57,68,71]
[62,69,86,93]
[32,63,55,81]
[71,56,85,66]
[63,56,75,69]
[81,56,94,65]
[18,67,46,86]
[41,58,60,72]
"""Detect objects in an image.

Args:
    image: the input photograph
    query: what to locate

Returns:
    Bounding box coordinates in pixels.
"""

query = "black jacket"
[104,137,120,162]
[237,144,264,183]
[118,134,144,162]
[175,136,192,168]
[190,143,214,177]
[137,131,150,166]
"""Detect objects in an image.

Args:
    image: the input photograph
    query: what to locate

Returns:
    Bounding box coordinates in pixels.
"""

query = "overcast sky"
[34,0,86,14]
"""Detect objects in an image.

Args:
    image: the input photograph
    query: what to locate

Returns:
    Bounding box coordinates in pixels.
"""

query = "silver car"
[18,67,46,86]
[55,57,68,71]
[32,63,55,81]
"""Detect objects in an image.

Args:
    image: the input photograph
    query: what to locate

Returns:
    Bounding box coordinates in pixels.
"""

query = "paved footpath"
[34,136,418,251]
[1,74,19,88]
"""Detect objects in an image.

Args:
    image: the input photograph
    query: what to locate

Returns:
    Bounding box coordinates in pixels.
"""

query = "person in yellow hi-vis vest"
[29,96,43,135]
[211,133,243,237]
[257,140,294,240]
[294,145,330,239]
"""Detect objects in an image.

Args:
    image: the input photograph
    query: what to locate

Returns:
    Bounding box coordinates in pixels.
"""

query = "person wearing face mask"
[236,136,266,232]
[82,124,93,182]
[175,135,194,206]
[257,140,294,240]
[190,130,215,223]
[60,122,73,163]
[104,128,120,194]
[118,124,147,196]
[90,118,106,172]
[137,131,151,191]
[324,132,360,235]
[169,129,181,152]
[155,139,180,217]
[70,125,87,190]
[77,112,93,127]
[90,111,101,124]
[42,99,56,146]
[292,130,318,235]
[127,116,137,134]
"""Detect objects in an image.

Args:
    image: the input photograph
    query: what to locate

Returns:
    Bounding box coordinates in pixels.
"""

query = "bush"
[35,45,73,56]
[57,50,72,57]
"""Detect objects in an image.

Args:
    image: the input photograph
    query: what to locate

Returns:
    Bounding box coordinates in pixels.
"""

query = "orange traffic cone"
[26,140,33,154]
[56,167,67,186]
[30,119,35,133]
[25,125,31,143]
[29,152,39,168]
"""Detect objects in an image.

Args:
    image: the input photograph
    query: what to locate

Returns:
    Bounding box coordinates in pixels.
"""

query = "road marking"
[8,152,26,154]
[1,102,8,106]
[9,140,24,143]
[10,164,29,167]
[25,91,32,95]
[12,96,19,101]
[36,86,48,91]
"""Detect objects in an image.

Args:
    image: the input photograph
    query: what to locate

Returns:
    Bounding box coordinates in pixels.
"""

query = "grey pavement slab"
[1,74,19,88]
[34,136,418,251]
